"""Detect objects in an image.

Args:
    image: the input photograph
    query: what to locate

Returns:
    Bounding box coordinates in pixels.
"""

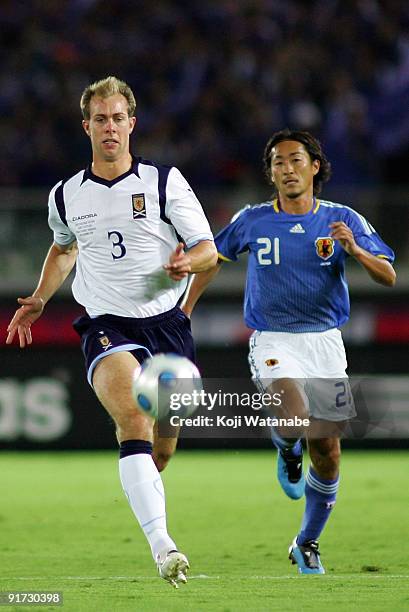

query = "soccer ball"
[132,353,203,420]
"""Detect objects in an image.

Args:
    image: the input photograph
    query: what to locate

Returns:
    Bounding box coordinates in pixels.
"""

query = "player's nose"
[105,118,116,131]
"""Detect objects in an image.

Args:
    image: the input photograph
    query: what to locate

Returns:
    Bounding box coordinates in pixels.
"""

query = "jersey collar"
[81,156,139,188]
[273,197,320,214]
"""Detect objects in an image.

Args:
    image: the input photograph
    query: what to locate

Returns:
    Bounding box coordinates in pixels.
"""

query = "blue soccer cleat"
[277,448,305,500]
[289,537,325,574]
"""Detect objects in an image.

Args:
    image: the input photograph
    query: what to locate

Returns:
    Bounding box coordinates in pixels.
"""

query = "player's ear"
[82,120,90,137]
[129,116,137,133]
[312,159,320,176]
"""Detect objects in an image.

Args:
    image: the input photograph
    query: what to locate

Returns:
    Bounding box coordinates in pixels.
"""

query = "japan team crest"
[132,193,146,219]
[315,237,334,260]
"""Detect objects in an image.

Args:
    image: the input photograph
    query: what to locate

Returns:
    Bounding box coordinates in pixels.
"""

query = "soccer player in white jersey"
[182,129,395,574]
[6,76,217,587]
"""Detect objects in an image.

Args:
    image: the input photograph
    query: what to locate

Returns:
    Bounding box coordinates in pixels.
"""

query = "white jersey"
[48,156,214,317]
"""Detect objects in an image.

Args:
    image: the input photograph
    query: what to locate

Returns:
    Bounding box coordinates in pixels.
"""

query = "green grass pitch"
[1,450,408,611]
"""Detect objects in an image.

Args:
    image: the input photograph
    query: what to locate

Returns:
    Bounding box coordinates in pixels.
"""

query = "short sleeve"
[165,167,213,248]
[48,182,76,246]
[344,208,395,263]
[214,207,250,262]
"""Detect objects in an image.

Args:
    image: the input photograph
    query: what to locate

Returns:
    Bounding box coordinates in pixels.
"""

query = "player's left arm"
[164,240,217,281]
[163,167,217,280]
[330,221,396,287]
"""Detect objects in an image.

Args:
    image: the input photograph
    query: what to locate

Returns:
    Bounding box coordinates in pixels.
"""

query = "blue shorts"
[73,306,195,386]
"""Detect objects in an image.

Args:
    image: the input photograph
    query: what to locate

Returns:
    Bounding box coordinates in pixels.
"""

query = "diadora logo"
[315,237,334,260]
[289,223,305,233]
[72,213,97,221]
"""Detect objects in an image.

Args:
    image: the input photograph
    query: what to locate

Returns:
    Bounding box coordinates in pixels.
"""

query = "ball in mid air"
[132,353,203,420]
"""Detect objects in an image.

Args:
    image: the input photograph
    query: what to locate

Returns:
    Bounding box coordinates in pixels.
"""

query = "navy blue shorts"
[73,306,195,385]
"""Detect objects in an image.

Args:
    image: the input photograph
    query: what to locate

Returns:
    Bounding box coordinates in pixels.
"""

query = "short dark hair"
[263,129,331,195]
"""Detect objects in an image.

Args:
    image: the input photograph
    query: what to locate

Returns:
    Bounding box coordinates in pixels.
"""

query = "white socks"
[119,453,176,561]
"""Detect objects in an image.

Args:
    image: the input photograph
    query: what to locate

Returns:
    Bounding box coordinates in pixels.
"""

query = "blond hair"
[80,76,136,119]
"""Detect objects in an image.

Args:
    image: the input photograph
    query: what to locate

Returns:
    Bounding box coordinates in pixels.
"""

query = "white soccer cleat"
[157,550,190,588]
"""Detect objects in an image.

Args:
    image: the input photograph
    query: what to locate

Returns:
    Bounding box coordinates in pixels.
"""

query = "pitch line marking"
[4,575,409,581]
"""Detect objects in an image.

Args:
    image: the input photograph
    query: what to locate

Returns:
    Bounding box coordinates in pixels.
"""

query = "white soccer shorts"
[248,328,356,422]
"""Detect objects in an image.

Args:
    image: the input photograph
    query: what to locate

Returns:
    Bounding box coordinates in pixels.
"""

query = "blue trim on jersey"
[82,160,137,188]
[136,157,184,243]
[87,343,152,386]
[54,179,68,226]
[80,155,185,243]
[134,157,171,220]
[133,155,157,179]
[80,169,88,186]
[157,165,172,225]
[137,158,172,224]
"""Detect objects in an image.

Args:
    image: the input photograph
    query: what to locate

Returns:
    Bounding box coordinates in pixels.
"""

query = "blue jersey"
[215,198,394,333]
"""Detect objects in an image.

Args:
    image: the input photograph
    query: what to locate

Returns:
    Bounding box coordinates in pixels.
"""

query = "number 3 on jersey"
[108,230,126,260]
[257,237,280,265]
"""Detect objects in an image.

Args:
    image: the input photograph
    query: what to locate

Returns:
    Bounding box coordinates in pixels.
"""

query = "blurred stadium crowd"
[1,0,409,192]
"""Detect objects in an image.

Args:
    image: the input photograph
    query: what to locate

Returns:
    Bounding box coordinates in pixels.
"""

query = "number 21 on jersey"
[256,237,280,265]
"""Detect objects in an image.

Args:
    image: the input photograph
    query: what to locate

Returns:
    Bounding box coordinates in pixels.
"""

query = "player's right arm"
[182,205,250,317]
[181,261,222,317]
[6,240,78,347]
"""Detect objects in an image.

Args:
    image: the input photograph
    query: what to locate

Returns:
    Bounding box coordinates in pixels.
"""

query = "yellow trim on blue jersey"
[313,199,320,213]
[376,255,390,260]
[218,252,233,262]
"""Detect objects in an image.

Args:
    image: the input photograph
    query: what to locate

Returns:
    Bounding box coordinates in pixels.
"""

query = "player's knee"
[310,442,340,479]
[114,411,152,442]
[152,450,173,472]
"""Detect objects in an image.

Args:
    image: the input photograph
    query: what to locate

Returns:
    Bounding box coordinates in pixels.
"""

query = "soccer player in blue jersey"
[6,76,217,587]
[183,129,395,574]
